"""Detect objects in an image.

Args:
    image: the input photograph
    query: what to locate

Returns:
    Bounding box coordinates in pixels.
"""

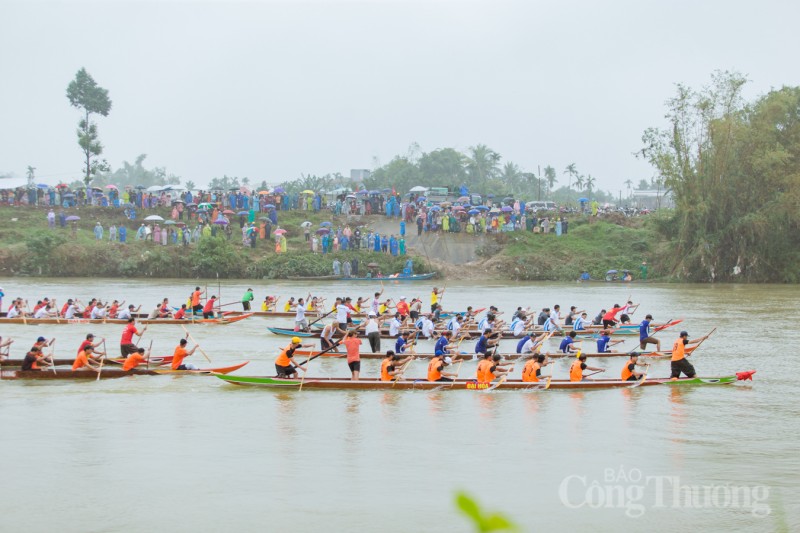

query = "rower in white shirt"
[419,315,435,338]
[90,305,107,320]
[117,305,135,320]
[34,305,57,319]
[388,314,403,337]
[510,318,526,337]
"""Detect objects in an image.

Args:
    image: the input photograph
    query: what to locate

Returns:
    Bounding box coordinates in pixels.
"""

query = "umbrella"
[264,204,276,209]
[430,205,442,211]
[489,207,501,213]
[91,187,103,191]
[578,198,588,202]
[165,220,176,225]
[172,199,185,204]
[320,221,332,227]
[381,188,391,193]
[105,184,118,190]
[501,206,513,212]
[409,186,429,192]
[274,229,287,235]
[135,185,146,190]
[223,209,235,215]
[468,209,480,215]
[237,211,249,216]
[273,187,285,193]
[367,262,379,268]
[146,185,163,192]
[245,227,256,234]
[416,196,426,202]
[259,217,270,221]
[301,190,315,194]
[144,215,165,221]
[607,270,618,275]
[213,219,228,225]
[198,203,213,210]
[316,228,330,235]
[36,184,49,189]
[56,183,69,189]
[229,187,239,191]
[63,193,76,198]
[258,190,270,195]
[355,190,368,195]
[300,221,313,228]
[369,190,380,195]
[457,196,470,203]
[475,205,489,211]
[503,197,514,203]
[487,194,495,198]
[452,205,465,211]
[346,194,356,199]
[176,222,186,227]
[65,215,80,221]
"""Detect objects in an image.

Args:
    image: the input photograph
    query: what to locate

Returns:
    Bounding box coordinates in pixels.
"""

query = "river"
[0,278,797,532]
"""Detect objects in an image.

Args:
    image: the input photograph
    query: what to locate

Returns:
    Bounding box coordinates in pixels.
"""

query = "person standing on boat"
[120,318,146,357]
[621,354,647,381]
[569,353,604,381]
[427,355,456,382]
[241,288,254,312]
[275,337,308,378]
[522,354,550,383]
[670,331,710,380]
[639,314,661,352]
[602,304,625,329]
[342,330,362,381]
[334,297,350,335]
[202,295,218,319]
[396,296,410,322]
[294,297,309,332]
[191,287,205,316]
[430,287,445,313]
[364,313,383,353]
[618,300,638,324]
[172,338,199,370]
[382,351,414,381]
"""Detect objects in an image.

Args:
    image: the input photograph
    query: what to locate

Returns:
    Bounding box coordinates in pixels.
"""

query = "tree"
[584,174,596,193]
[26,166,36,188]
[418,148,467,190]
[185,180,196,191]
[544,166,557,196]
[563,163,578,190]
[66,68,112,187]
[624,179,633,196]
[208,175,241,190]
[96,154,179,188]
[466,144,501,192]
[499,161,522,193]
[573,174,585,191]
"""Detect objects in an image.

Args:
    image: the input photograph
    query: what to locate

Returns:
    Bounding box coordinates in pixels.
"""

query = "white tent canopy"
[409,186,429,192]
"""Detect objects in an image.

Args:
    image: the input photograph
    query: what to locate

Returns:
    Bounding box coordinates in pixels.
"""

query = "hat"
[86,333,94,339]
[444,356,453,364]
[400,296,406,300]
[368,312,377,317]
[37,336,46,342]
[291,336,301,344]
[680,331,689,337]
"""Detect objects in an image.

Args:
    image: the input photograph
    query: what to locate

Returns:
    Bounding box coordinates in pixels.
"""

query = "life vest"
[427,357,443,381]
[275,346,295,367]
[381,359,394,381]
[570,361,584,382]
[476,359,495,382]
[671,339,686,361]
[621,359,635,380]
[522,361,540,382]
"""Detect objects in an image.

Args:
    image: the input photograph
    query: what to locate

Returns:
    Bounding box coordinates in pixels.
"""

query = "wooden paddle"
[96,340,106,382]
[180,324,212,363]
[296,339,345,366]
[145,339,154,370]
[307,308,336,330]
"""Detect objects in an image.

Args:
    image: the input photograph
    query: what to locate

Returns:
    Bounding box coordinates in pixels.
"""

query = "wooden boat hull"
[345,273,437,281]
[151,361,249,375]
[0,313,254,326]
[214,374,750,390]
[0,362,248,379]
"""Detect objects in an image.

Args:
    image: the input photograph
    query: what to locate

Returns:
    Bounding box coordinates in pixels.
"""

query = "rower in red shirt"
[120,318,146,357]
[202,296,217,319]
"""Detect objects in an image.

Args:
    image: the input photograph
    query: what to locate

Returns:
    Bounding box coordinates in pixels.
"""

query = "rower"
[107,300,124,318]
[569,353,605,381]
[147,303,162,320]
[123,347,148,371]
[382,350,414,381]
[388,313,403,338]
[370,291,383,316]
[120,318,146,358]
[572,312,590,331]
[592,309,606,326]
[202,295,218,319]
[516,331,546,355]
[544,308,562,333]
[558,331,580,354]
[32,335,54,352]
[475,329,500,356]
[619,300,639,324]
[320,322,338,352]
[396,296,410,322]
[342,330,363,381]
[409,298,422,322]
[565,306,585,327]
[447,314,464,338]
[77,333,104,355]
[174,304,188,320]
[275,337,308,378]
[294,297,309,332]
[427,355,456,382]
[284,296,297,313]
[0,335,13,360]
[334,297,349,335]
[158,298,172,318]
[172,338,199,370]
[638,314,661,352]
[621,354,647,381]
[22,346,48,371]
[434,330,457,358]
[602,304,625,329]
[73,345,104,371]
[430,286,445,313]
[537,307,550,326]
[34,303,57,319]
[670,330,710,380]
[395,331,414,354]
[116,304,140,320]
[364,312,383,353]
[522,354,551,383]
[509,315,526,337]
[416,314,435,339]
[476,353,513,383]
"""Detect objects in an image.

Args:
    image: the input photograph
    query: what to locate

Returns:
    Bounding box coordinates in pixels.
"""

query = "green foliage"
[66,68,112,186]
[640,71,800,281]
[95,154,181,189]
[23,231,67,275]
[189,235,247,277]
[455,492,518,532]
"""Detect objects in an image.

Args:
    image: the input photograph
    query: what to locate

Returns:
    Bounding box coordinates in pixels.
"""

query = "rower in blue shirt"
[596,330,612,353]
[638,314,661,351]
[475,329,499,355]
[558,331,580,353]
[434,331,453,356]
[572,312,589,331]
[395,332,412,354]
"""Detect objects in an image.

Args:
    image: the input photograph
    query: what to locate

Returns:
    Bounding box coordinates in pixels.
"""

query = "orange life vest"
[570,361,584,382]
[381,359,394,381]
[275,346,295,367]
[621,359,636,380]
[522,360,540,382]
[671,339,686,361]
[123,353,145,371]
[427,357,443,381]
[476,359,495,382]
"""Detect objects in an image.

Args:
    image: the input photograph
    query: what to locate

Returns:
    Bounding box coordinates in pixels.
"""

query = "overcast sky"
[2,0,798,192]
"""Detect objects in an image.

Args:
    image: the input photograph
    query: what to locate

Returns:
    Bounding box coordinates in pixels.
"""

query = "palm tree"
[467,144,501,192]
[564,163,578,190]
[544,166,557,196]
[185,180,196,191]
[624,179,633,197]
[500,161,522,192]
[574,174,585,191]
[585,174,596,193]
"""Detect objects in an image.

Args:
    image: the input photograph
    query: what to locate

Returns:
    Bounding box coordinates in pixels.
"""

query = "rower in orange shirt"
[522,354,550,383]
[73,345,104,371]
[476,352,513,383]
[172,338,199,370]
[670,330,710,380]
[123,347,148,371]
[569,352,604,381]
[191,286,205,315]
[275,337,311,378]
[427,355,456,382]
[381,350,414,381]
[621,353,647,381]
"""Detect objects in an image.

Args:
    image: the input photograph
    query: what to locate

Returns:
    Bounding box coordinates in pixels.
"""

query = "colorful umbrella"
[213,219,228,225]
[55,183,69,189]
[105,184,118,190]
[316,228,330,235]
[320,221,332,227]
[197,203,213,210]
[300,221,313,227]
[468,209,480,215]
[264,204,276,209]
[274,229,287,235]
[65,215,80,221]
[237,211,249,216]
[301,190,315,194]
[430,205,442,211]
[165,220,176,225]
[144,215,164,221]
[501,205,513,212]
[273,187,285,193]
[223,209,235,215]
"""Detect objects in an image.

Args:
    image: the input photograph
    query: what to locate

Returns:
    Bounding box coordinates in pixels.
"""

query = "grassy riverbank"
[0,205,669,280]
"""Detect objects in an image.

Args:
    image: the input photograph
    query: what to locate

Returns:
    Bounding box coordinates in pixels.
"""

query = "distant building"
[632,189,674,209]
[350,169,371,182]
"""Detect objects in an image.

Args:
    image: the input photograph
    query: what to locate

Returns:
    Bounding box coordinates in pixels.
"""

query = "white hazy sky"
[2,0,798,193]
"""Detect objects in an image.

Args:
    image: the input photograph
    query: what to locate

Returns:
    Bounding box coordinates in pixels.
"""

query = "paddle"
[583,369,605,379]
[46,339,57,375]
[296,339,345,366]
[146,340,153,370]
[96,340,106,382]
[392,356,416,386]
[135,324,148,347]
[180,324,212,363]
[307,308,336,330]
[630,364,650,388]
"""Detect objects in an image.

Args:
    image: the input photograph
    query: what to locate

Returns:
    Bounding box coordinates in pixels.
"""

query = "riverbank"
[0,205,666,280]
